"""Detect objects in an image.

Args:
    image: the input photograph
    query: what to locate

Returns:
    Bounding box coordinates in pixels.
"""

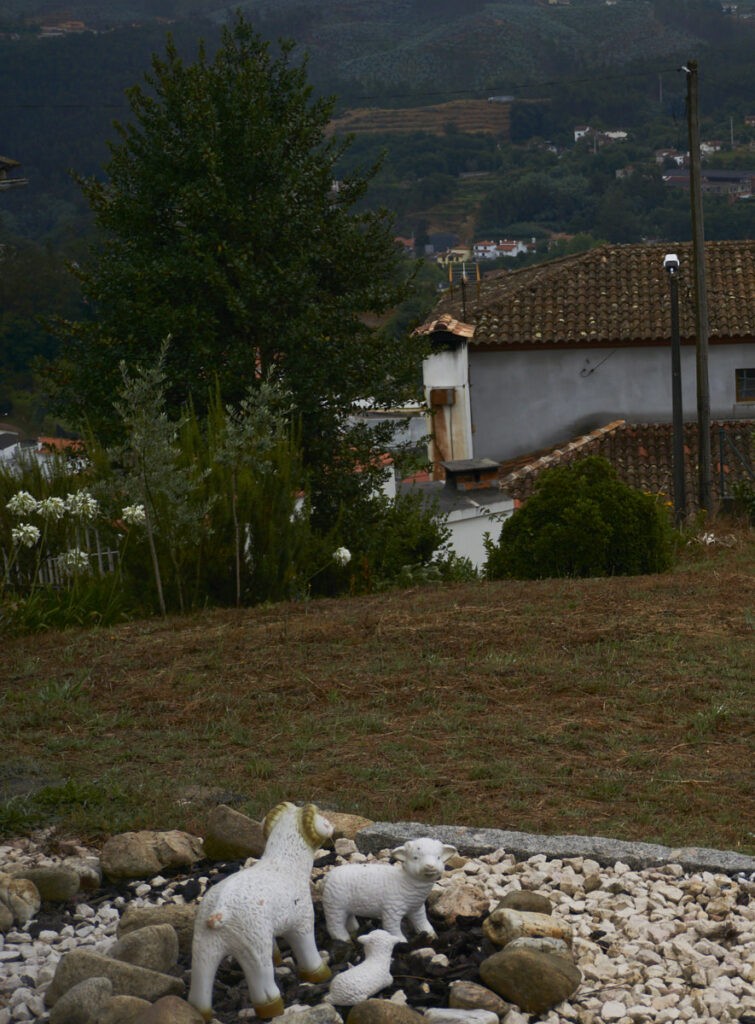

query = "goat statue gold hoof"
[299,960,332,983]
[254,996,286,1019]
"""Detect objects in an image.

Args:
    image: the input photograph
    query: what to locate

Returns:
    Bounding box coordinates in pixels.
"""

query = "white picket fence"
[1,528,120,589]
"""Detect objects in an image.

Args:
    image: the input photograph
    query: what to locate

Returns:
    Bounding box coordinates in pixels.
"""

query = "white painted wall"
[423,344,474,462]
[445,499,514,569]
[467,343,755,462]
[424,344,469,389]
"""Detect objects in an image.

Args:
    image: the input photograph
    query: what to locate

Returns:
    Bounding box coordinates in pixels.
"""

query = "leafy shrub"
[484,456,674,580]
[433,549,478,582]
[364,491,450,586]
[1,576,134,635]
[1,357,454,622]
[308,490,451,596]
[380,550,478,591]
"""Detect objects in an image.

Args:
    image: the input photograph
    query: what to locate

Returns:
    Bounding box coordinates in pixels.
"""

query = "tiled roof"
[430,241,755,347]
[498,419,755,514]
[400,477,511,517]
[37,436,84,453]
[413,312,476,338]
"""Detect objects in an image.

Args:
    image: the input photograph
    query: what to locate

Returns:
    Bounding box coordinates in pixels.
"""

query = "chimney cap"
[441,458,500,474]
[441,458,501,492]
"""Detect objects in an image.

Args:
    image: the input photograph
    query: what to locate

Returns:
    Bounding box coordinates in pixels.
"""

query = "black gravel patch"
[32,856,494,1022]
[203,905,492,1022]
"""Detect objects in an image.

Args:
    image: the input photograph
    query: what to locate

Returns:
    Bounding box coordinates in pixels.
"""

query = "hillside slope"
[305,2,700,97]
[0,0,717,98]
[2,531,753,848]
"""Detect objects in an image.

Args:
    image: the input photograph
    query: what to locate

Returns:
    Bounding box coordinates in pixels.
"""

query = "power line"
[329,64,687,104]
[0,63,689,111]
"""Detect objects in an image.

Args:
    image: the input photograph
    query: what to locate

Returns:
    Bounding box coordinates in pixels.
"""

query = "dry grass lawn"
[1,529,753,853]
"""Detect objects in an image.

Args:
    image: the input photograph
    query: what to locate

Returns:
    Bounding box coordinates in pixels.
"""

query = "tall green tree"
[43,14,420,519]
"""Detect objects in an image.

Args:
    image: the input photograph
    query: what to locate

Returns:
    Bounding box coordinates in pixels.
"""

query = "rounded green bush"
[485,456,674,580]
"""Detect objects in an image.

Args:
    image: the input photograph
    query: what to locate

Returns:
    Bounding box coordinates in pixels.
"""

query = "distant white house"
[0,432,86,476]
[655,149,687,167]
[472,238,536,260]
[574,126,628,147]
[435,247,473,267]
[416,240,755,468]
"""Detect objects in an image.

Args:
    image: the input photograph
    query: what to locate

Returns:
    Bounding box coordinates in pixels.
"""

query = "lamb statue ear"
[441,844,457,862]
[392,844,407,863]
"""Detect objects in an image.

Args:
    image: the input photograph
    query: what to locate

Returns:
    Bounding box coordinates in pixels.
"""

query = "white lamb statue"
[188,801,333,1021]
[326,929,402,1006]
[321,837,457,941]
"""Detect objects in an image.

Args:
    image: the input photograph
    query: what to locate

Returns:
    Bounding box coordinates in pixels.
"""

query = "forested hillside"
[2,0,755,430]
[3,0,755,240]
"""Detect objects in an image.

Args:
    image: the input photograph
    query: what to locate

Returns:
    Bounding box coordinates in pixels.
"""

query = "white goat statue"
[189,801,333,1021]
[326,929,402,1006]
[321,837,457,942]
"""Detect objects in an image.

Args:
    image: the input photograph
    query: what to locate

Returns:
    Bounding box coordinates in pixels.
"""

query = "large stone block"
[479,948,581,1014]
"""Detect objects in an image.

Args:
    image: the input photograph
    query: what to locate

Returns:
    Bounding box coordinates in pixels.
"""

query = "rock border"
[355,822,755,875]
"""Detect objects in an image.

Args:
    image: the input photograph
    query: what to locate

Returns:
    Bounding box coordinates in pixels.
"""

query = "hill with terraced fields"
[329,100,511,138]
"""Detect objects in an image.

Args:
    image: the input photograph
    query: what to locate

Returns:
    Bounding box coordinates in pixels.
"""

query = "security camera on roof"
[663,253,680,272]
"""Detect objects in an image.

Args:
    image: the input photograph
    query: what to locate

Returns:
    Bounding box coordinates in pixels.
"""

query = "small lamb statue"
[326,929,402,1006]
[322,837,457,941]
[188,801,333,1021]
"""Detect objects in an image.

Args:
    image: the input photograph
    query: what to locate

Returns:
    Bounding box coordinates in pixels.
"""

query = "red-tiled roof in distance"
[37,436,84,453]
[430,241,755,348]
[497,419,755,513]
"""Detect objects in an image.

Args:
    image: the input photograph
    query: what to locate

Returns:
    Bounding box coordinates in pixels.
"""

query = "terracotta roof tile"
[413,312,476,338]
[497,419,755,514]
[431,241,755,347]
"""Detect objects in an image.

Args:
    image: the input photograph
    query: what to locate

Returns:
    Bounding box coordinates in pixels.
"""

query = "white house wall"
[468,343,755,462]
[446,500,514,569]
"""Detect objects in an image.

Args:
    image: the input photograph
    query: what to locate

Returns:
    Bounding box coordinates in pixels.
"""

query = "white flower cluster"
[122,504,147,526]
[37,496,66,521]
[6,489,101,522]
[333,546,352,567]
[58,548,90,575]
[65,491,100,521]
[11,523,41,548]
[6,491,38,516]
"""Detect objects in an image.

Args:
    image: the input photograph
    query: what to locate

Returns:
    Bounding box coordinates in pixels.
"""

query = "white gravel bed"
[1,833,754,1024]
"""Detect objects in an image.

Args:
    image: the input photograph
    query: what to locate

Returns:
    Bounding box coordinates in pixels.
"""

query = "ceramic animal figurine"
[326,929,402,1006]
[188,801,333,1021]
[322,837,457,941]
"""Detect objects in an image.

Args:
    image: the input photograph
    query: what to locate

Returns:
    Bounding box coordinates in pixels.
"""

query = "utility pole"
[684,60,713,512]
[664,253,686,525]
